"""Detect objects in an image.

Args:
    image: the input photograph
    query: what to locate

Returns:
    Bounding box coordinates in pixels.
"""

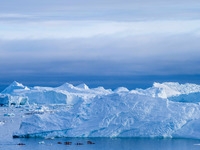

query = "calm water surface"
[1,138,200,150]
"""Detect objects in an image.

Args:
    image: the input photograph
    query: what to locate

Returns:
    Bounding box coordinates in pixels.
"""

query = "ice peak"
[10,81,24,87]
[114,87,129,93]
[56,82,75,90]
[76,83,89,90]
[62,82,74,88]
[1,81,29,94]
[153,82,180,88]
[94,86,106,91]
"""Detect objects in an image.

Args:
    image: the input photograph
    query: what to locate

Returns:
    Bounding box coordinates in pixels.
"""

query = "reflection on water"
[1,138,200,150]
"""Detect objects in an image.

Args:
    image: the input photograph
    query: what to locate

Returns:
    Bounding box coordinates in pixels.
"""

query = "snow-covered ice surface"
[1,81,200,140]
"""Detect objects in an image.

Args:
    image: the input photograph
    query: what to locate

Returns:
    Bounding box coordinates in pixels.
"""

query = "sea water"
[1,138,200,150]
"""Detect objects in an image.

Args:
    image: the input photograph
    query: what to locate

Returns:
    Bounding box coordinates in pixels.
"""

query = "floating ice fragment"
[4,113,15,117]
[0,121,5,126]
[38,141,45,144]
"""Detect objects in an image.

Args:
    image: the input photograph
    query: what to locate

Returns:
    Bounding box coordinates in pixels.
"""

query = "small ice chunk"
[0,121,5,126]
[4,113,15,117]
[38,141,45,144]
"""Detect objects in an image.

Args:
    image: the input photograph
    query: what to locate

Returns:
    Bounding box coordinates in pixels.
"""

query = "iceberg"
[1,81,30,95]
[75,83,89,90]
[0,94,9,106]
[14,93,200,138]
[1,82,112,105]
[114,87,129,93]
[132,82,200,102]
[1,81,200,139]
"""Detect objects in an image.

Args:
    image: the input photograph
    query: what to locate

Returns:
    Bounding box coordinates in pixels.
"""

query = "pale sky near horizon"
[1,0,200,77]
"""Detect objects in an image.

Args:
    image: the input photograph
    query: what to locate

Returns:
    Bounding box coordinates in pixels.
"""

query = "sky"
[0,0,200,88]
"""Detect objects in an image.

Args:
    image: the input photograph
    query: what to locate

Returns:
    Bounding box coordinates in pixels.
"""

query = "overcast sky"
[0,0,200,77]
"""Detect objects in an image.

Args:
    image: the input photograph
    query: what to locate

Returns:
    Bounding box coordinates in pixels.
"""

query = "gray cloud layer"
[0,0,200,77]
[1,33,200,76]
[0,0,200,21]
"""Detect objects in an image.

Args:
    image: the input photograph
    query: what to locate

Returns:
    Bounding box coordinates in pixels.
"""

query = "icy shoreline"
[1,81,200,140]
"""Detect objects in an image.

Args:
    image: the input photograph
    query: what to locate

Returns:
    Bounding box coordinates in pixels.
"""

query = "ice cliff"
[1,81,200,139]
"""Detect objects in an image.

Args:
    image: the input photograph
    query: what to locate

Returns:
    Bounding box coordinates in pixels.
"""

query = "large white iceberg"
[1,81,200,139]
[14,93,200,138]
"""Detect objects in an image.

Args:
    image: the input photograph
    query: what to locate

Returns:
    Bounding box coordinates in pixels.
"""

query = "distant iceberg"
[1,82,200,139]
[1,81,112,105]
